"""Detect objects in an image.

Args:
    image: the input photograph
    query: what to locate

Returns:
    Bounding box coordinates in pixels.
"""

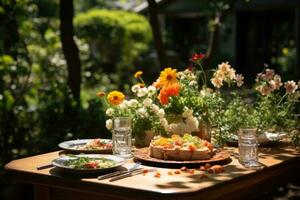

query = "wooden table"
[4,144,300,200]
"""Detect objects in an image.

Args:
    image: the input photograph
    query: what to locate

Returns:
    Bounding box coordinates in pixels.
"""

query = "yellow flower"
[96,91,106,97]
[107,90,125,105]
[134,71,143,78]
[158,68,177,86]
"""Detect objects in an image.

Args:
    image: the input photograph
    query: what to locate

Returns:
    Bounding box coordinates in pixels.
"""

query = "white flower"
[143,98,152,107]
[119,100,128,109]
[128,99,138,107]
[147,86,156,96]
[187,74,196,81]
[151,104,159,113]
[105,119,113,130]
[105,108,114,116]
[189,80,197,86]
[137,87,148,97]
[157,109,165,118]
[235,74,244,87]
[284,81,298,94]
[137,108,148,118]
[186,117,199,132]
[131,85,140,93]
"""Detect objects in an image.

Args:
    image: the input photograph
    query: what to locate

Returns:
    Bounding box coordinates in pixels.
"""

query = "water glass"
[238,128,261,168]
[112,117,132,158]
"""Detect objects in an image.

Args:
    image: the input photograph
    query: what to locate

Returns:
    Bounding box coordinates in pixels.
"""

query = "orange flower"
[107,90,125,105]
[134,71,143,78]
[153,79,164,89]
[155,68,180,105]
[158,80,180,105]
[96,91,106,97]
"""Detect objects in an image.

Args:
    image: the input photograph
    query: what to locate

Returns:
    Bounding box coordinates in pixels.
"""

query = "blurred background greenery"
[0,0,299,199]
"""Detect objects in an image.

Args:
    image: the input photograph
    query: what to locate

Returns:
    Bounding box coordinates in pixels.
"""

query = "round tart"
[150,134,213,161]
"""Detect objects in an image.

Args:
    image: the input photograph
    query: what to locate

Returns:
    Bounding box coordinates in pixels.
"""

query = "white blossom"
[137,87,148,97]
[143,98,152,107]
[137,108,148,118]
[105,119,113,130]
[119,100,128,109]
[131,85,140,93]
[147,86,156,96]
[157,109,165,118]
[128,99,138,107]
[186,117,199,132]
[189,80,197,86]
[105,108,114,117]
[151,104,159,113]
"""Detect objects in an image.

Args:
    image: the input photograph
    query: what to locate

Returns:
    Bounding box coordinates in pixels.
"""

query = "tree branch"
[59,0,81,102]
[147,0,167,67]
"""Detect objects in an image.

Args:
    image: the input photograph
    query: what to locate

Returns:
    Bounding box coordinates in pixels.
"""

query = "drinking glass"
[238,128,261,169]
[112,117,132,158]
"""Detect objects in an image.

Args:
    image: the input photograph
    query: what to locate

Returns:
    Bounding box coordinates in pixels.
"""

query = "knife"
[109,168,156,182]
[37,164,53,170]
[98,167,143,180]
[98,162,141,180]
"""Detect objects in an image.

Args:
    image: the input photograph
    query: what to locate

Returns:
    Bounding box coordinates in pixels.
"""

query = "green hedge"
[74,9,152,87]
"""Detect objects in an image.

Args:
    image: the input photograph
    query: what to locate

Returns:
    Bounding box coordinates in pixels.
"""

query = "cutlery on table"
[109,168,157,182]
[98,162,141,180]
[36,164,53,170]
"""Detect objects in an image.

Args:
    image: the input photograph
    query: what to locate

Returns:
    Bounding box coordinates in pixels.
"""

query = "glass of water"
[238,128,261,169]
[112,117,132,158]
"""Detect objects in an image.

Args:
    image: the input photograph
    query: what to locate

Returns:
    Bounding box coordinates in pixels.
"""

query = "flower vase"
[134,130,156,148]
[196,120,211,142]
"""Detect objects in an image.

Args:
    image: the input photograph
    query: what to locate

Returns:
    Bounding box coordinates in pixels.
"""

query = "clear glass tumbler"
[238,128,260,168]
[112,117,132,158]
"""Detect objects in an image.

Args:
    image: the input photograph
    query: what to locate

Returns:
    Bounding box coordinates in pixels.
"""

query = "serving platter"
[58,139,112,153]
[134,148,231,167]
[52,154,125,173]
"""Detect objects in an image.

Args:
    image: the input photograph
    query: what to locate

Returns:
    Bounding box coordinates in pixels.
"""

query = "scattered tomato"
[199,166,206,171]
[154,171,161,178]
[143,169,149,175]
[85,161,98,169]
[180,166,187,171]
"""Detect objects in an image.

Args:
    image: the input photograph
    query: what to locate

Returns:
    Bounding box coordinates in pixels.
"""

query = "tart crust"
[150,143,212,161]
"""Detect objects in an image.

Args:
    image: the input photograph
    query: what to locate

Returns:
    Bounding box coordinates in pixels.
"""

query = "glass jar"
[238,128,260,168]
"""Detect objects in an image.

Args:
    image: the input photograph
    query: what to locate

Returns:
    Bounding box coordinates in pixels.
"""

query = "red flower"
[190,53,205,62]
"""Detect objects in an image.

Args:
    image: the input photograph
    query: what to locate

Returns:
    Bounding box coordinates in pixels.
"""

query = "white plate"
[52,154,126,172]
[58,139,112,153]
[227,132,287,146]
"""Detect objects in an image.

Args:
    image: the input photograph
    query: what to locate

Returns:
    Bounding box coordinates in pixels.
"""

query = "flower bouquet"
[99,54,243,146]
[98,53,300,147]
